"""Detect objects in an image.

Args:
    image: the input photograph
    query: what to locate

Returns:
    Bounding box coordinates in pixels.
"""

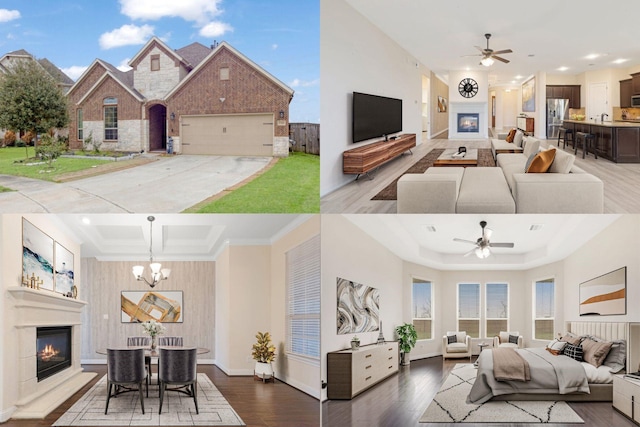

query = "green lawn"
[188,152,320,213]
[0,185,14,192]
[0,147,111,181]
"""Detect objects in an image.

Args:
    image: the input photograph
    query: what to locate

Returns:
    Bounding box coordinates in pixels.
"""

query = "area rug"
[419,364,584,424]
[53,373,245,426]
[371,148,496,200]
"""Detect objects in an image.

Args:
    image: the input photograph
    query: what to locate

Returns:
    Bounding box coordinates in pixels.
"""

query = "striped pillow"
[563,343,584,362]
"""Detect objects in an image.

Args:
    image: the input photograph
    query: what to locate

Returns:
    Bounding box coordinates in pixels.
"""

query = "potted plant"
[350,335,360,350]
[252,331,276,381]
[141,319,166,349]
[395,323,417,366]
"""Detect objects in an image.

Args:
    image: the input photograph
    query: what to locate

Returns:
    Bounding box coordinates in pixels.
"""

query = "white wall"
[320,0,424,196]
[214,244,231,373]
[321,215,404,401]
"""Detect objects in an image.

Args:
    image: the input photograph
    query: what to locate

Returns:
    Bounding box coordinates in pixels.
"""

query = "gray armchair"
[158,347,199,414]
[105,348,148,415]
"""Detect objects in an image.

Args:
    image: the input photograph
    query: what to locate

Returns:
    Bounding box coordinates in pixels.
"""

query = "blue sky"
[0,0,319,123]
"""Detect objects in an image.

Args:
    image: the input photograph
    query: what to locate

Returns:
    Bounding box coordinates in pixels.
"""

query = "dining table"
[96,346,210,357]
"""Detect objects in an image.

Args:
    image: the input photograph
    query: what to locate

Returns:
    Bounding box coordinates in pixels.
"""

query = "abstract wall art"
[522,77,535,112]
[121,291,183,323]
[22,218,54,292]
[336,277,379,334]
[54,242,74,296]
[579,266,626,316]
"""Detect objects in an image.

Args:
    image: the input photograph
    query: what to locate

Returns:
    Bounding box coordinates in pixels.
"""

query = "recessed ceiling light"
[82,217,91,225]
[528,54,535,57]
[557,66,569,71]
[423,225,436,232]
[511,80,516,84]
[585,53,600,60]
[529,224,544,231]
[515,75,523,79]
[505,89,511,92]
[613,58,628,64]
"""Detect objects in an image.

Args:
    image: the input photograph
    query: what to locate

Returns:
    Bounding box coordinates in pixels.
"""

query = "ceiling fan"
[453,221,514,258]
[464,33,513,66]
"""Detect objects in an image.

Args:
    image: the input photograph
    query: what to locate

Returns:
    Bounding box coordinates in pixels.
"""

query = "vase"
[151,336,157,350]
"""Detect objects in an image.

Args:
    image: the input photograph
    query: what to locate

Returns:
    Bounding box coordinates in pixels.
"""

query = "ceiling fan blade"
[463,248,477,257]
[474,45,485,53]
[461,54,483,57]
[492,55,510,64]
[489,242,515,248]
[492,49,512,55]
[453,238,478,245]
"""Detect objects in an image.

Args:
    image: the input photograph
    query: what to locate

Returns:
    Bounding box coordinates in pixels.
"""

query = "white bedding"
[581,361,614,384]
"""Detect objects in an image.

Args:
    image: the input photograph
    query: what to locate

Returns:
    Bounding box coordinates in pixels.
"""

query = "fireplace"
[457,113,479,133]
[37,326,72,382]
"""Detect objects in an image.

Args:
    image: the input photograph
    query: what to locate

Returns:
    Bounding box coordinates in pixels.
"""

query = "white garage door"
[181,114,274,156]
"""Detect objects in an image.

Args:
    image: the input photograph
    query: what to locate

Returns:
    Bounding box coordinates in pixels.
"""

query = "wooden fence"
[289,123,320,155]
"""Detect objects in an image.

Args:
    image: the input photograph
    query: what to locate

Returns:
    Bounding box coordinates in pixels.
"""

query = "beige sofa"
[490,130,524,159]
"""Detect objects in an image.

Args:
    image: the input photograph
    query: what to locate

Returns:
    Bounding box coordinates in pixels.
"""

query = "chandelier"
[132,216,171,288]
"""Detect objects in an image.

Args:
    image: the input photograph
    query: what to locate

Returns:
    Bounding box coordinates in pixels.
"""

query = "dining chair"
[127,336,152,384]
[158,336,183,346]
[158,347,198,414]
[105,348,148,415]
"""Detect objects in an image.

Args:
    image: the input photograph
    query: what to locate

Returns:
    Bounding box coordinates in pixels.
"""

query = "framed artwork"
[437,96,447,113]
[121,291,183,323]
[336,277,379,334]
[579,267,626,316]
[522,77,535,112]
[22,218,54,291]
[54,242,74,296]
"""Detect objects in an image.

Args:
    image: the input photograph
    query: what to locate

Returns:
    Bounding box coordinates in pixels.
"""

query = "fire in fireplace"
[37,326,72,381]
[457,113,479,133]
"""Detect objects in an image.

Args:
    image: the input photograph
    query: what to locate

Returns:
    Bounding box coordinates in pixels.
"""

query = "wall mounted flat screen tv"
[352,92,402,143]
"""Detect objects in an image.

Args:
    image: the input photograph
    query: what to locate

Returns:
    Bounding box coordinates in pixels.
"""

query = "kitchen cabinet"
[620,79,632,108]
[546,85,580,108]
[593,125,613,159]
[632,73,640,95]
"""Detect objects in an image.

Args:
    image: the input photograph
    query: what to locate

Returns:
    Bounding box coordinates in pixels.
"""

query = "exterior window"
[412,278,432,340]
[220,67,229,80]
[486,283,508,338]
[286,235,320,360]
[77,109,83,140]
[534,278,555,340]
[103,97,118,140]
[151,55,160,71]
[458,283,480,338]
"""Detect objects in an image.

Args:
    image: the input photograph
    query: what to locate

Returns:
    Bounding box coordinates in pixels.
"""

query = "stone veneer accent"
[83,120,145,152]
[273,136,289,157]
[133,46,183,100]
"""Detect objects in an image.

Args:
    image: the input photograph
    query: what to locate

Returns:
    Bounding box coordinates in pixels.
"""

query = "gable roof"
[76,71,145,105]
[4,49,31,57]
[129,36,191,69]
[165,41,294,100]
[0,49,73,86]
[67,59,143,100]
[175,42,212,68]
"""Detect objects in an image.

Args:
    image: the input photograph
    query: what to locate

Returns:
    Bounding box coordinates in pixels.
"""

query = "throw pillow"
[581,337,613,368]
[561,333,582,346]
[603,340,626,373]
[509,334,519,345]
[524,153,537,172]
[514,130,524,147]
[548,147,575,174]
[505,129,516,143]
[523,138,541,158]
[447,334,457,344]
[548,340,567,352]
[563,343,584,362]
[526,149,556,173]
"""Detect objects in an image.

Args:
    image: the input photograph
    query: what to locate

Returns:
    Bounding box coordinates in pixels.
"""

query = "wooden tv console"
[343,134,416,179]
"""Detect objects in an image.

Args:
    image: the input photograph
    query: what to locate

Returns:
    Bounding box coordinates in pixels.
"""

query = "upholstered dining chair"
[158,336,183,346]
[158,347,198,414]
[105,348,148,415]
[493,331,524,349]
[127,336,152,384]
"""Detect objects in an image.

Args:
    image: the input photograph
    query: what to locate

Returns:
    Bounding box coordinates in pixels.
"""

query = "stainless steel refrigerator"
[547,99,569,139]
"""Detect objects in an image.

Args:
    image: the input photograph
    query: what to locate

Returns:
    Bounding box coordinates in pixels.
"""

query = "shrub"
[35,134,65,166]
[83,131,101,153]
[3,130,16,147]
[15,140,26,147]
[22,131,36,145]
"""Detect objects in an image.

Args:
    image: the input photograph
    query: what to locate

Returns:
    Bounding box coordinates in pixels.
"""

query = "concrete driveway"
[0,155,272,212]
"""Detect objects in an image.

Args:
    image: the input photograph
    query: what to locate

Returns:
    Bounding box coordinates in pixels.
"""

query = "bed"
[468,321,628,403]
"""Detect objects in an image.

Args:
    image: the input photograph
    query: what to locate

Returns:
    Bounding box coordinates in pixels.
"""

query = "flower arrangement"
[141,319,166,337]
[252,331,276,363]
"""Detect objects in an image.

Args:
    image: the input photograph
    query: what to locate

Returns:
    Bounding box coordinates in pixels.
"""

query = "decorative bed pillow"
[525,148,556,173]
[447,334,457,344]
[563,343,584,362]
[603,340,627,373]
[547,339,567,352]
[561,333,582,346]
[581,338,613,368]
[509,334,519,344]
[505,129,516,143]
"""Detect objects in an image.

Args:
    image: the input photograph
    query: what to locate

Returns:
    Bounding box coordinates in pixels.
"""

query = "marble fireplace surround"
[7,287,96,419]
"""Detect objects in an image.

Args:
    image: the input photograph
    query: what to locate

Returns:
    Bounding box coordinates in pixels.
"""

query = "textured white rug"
[420,364,584,423]
[53,373,245,426]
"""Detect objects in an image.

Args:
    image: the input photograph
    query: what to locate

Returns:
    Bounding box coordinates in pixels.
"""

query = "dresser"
[327,342,399,399]
[516,117,534,134]
[613,374,640,422]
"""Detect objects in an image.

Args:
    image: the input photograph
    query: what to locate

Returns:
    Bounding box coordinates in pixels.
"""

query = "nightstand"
[613,374,640,422]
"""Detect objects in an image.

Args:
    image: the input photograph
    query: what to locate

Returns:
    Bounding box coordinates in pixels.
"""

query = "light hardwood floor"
[321,133,640,213]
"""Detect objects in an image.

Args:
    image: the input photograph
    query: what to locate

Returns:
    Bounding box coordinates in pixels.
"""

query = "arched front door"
[148,104,167,152]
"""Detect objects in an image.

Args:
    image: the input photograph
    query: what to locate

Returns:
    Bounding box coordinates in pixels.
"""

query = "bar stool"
[574,132,597,159]
[557,127,574,149]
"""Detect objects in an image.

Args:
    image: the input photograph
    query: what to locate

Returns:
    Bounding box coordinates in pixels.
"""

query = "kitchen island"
[562,119,640,163]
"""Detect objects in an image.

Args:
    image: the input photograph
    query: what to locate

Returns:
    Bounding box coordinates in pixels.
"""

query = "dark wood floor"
[322,356,635,427]
[4,364,319,427]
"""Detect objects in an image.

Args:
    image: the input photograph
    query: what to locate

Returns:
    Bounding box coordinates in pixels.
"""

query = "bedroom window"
[458,283,480,338]
[412,278,432,340]
[77,108,83,140]
[286,234,320,360]
[486,283,508,338]
[534,278,555,340]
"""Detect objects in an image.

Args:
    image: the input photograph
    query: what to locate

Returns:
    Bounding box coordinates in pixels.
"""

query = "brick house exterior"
[67,38,294,156]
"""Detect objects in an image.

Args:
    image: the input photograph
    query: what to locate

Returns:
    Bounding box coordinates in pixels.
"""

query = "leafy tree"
[0,60,68,155]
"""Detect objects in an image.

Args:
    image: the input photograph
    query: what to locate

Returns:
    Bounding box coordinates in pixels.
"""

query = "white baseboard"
[0,406,16,423]
[276,375,319,399]
[410,351,441,361]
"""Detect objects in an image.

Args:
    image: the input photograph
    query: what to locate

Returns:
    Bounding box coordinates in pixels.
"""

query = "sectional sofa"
[397,136,604,213]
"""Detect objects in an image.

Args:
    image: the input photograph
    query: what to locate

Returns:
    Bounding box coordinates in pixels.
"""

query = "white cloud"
[289,78,319,88]
[199,21,233,38]
[120,0,222,25]
[61,65,88,81]
[0,9,20,22]
[271,44,278,50]
[117,58,132,72]
[99,24,154,49]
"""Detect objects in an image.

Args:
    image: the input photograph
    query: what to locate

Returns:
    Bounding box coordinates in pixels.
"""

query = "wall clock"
[458,78,478,98]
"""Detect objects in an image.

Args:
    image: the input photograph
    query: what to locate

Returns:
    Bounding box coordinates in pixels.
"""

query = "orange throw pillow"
[505,129,516,143]
[526,148,556,173]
